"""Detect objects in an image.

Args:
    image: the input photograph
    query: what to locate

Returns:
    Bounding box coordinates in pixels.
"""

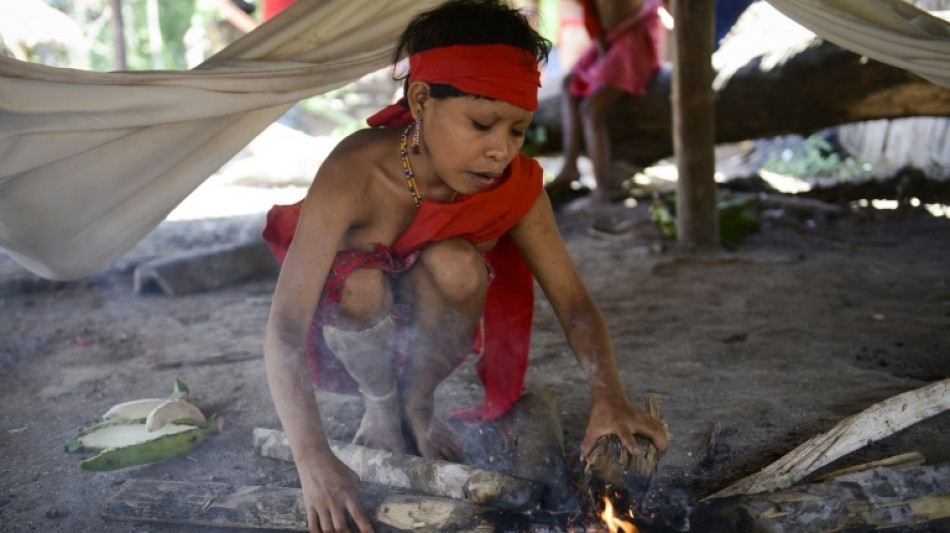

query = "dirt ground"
[1,161,949,532]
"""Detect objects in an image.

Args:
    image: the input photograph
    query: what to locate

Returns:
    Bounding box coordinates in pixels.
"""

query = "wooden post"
[671,0,719,248]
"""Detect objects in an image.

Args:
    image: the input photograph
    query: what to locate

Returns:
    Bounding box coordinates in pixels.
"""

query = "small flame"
[600,496,638,533]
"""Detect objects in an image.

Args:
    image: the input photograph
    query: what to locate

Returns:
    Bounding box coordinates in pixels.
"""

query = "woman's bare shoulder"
[311,128,394,190]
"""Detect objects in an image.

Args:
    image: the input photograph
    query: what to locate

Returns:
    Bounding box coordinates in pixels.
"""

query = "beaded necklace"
[399,123,459,207]
[399,124,422,208]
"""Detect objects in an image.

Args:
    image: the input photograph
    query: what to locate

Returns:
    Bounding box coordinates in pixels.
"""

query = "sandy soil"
[2,154,949,532]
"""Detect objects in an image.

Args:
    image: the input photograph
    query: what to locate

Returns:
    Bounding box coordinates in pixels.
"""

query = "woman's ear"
[407,81,431,120]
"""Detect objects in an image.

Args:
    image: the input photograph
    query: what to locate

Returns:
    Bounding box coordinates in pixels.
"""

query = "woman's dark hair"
[393,0,551,99]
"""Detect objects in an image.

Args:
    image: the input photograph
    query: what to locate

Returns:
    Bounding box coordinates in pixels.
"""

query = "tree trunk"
[671,0,718,248]
[530,43,950,178]
[108,0,127,70]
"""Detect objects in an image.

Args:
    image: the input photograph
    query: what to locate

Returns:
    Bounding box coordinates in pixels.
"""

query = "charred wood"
[694,463,950,533]
[499,387,576,512]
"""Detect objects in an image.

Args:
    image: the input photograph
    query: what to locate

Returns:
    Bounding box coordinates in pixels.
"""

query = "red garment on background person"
[262,0,295,21]
[570,0,663,98]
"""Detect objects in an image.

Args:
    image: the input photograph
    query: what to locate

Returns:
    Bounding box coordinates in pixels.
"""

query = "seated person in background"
[547,0,666,208]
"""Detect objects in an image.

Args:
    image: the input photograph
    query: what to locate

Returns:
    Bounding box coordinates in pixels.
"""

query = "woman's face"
[419,94,533,195]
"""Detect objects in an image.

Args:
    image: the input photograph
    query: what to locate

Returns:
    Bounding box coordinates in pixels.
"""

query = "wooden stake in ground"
[253,428,541,510]
[706,378,950,500]
[671,0,719,248]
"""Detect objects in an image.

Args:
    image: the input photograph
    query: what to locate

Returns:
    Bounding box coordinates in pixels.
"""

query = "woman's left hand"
[580,394,669,460]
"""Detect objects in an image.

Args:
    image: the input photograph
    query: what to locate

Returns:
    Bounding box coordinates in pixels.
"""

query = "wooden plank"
[103,479,513,532]
[253,428,542,510]
[706,378,950,500]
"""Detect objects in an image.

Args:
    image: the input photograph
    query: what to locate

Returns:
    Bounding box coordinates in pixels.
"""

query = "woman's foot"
[546,166,582,196]
[352,390,407,453]
[402,395,464,461]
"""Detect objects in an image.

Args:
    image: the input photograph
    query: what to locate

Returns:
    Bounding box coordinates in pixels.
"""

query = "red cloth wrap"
[262,158,542,424]
[264,43,544,424]
[571,0,663,98]
[390,155,541,424]
[261,0,295,21]
[366,44,541,127]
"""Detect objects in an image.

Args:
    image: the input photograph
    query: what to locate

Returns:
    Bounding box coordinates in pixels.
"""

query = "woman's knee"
[417,239,488,304]
[337,268,393,328]
[579,87,621,123]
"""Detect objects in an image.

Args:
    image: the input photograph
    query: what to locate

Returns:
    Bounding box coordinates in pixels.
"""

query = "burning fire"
[600,495,638,533]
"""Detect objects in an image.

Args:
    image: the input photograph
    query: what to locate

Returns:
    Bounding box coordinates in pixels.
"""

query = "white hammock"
[0,0,438,279]
[0,0,947,280]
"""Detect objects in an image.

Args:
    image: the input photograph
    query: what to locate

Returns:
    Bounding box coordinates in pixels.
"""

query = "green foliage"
[297,89,365,136]
[650,194,761,247]
[158,2,197,70]
[762,133,872,182]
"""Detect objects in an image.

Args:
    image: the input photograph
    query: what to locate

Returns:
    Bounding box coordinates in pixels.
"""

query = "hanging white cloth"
[764,0,950,87]
[1,0,948,280]
[0,0,437,280]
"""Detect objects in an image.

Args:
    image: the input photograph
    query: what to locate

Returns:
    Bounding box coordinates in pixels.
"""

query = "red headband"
[366,44,541,127]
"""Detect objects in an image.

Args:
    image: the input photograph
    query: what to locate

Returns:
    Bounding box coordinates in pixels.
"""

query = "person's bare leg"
[397,239,487,460]
[580,86,624,205]
[324,268,407,453]
[548,74,584,192]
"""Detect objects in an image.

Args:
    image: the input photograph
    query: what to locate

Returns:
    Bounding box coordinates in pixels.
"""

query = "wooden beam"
[671,0,718,247]
[253,428,542,510]
[706,378,950,500]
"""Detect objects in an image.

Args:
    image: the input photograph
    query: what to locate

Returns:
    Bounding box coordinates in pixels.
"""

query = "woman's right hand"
[298,455,374,533]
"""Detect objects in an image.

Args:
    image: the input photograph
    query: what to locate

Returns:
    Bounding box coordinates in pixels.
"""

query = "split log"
[706,378,950,500]
[694,463,950,533]
[253,427,541,510]
[102,478,519,532]
[530,42,950,178]
[582,394,665,504]
[499,387,576,511]
[133,240,279,296]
